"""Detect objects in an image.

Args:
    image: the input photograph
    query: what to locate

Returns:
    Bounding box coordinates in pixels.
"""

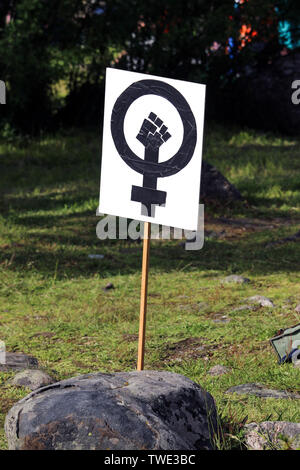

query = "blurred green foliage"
[0,1,298,134]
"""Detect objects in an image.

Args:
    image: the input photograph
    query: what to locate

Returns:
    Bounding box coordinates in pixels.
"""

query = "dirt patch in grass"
[161,337,221,363]
[72,360,92,369]
[205,216,300,241]
[30,332,55,339]
[0,397,17,416]
[122,333,139,342]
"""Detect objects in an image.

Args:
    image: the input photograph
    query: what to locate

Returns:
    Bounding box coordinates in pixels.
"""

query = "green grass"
[0,124,300,450]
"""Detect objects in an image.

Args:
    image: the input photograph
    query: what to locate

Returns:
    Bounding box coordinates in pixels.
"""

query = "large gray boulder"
[5,370,218,450]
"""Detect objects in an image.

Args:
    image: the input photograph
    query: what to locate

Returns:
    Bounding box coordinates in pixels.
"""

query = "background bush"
[0,0,299,134]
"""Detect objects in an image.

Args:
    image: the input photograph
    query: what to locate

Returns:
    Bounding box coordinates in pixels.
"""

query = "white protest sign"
[99,68,206,231]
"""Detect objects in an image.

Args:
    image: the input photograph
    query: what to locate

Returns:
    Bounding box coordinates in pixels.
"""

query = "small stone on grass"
[8,369,54,391]
[231,304,255,312]
[223,275,250,284]
[212,315,231,324]
[208,365,231,376]
[226,383,300,399]
[247,295,274,308]
[244,421,300,450]
[0,353,38,372]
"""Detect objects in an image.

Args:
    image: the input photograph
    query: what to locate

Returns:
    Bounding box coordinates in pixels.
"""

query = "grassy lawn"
[0,124,300,449]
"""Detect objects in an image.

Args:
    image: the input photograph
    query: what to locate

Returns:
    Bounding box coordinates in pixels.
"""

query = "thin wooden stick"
[137,221,151,371]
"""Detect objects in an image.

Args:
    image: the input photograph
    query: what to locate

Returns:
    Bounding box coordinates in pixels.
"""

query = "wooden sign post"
[98,68,206,371]
[137,222,151,371]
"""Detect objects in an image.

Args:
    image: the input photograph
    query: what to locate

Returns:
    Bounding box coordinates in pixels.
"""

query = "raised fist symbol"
[131,112,172,216]
[136,112,171,151]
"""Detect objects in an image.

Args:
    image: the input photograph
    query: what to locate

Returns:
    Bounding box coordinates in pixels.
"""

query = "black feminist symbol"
[111,79,197,217]
[134,112,171,216]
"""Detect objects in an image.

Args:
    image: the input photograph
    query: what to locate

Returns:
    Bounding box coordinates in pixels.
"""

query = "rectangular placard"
[99,68,206,231]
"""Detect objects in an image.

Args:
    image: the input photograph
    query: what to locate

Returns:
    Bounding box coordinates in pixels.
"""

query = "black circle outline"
[111,79,197,177]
